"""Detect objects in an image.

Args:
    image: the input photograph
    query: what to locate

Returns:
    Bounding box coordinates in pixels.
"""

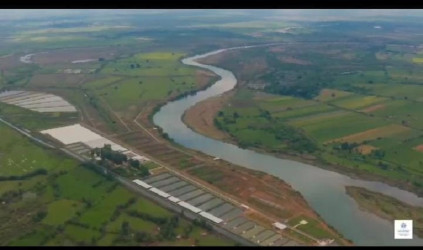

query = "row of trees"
[0,168,47,181]
[333,142,385,159]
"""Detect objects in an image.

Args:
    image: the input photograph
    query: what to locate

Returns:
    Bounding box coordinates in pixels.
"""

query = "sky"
[0,9,422,21]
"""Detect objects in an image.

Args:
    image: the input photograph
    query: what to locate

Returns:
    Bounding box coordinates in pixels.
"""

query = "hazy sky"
[0,9,422,21]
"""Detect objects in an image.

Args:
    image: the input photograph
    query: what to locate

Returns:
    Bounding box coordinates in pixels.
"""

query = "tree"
[129,159,140,168]
[121,221,130,235]
[233,112,240,119]
[33,211,47,222]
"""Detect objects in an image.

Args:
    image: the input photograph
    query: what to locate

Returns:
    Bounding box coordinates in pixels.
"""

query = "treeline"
[0,168,47,181]
[126,210,181,241]
[215,110,318,154]
[264,81,325,99]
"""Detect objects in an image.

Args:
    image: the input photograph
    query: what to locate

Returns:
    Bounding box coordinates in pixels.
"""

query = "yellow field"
[354,145,378,155]
[288,110,349,127]
[314,89,353,102]
[331,95,388,110]
[136,52,184,60]
[412,57,423,64]
[326,124,411,144]
[360,103,386,113]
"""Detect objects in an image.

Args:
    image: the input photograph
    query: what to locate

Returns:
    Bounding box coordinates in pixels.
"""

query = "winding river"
[153,45,423,245]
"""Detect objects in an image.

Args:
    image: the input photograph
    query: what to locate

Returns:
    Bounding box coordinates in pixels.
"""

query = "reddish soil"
[183,92,233,141]
[0,55,22,70]
[355,145,378,155]
[414,144,423,152]
[361,103,386,113]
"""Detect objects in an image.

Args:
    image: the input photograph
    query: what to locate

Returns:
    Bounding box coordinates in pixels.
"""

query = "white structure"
[199,211,223,224]
[273,222,287,230]
[240,204,250,210]
[178,201,202,214]
[0,90,76,113]
[123,150,150,163]
[168,196,181,203]
[133,179,152,189]
[149,187,171,198]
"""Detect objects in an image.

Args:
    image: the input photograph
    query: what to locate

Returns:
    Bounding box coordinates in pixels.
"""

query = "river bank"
[153,46,423,245]
[182,92,423,198]
[346,186,423,238]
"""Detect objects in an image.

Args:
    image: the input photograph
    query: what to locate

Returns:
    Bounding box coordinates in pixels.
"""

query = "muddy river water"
[153,45,423,245]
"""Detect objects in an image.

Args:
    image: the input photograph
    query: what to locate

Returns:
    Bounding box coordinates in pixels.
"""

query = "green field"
[43,200,83,225]
[215,86,423,194]
[0,102,79,131]
[329,94,388,110]
[100,52,192,76]
[370,100,423,129]
[298,112,387,143]
[0,123,75,176]
[98,76,196,110]
[287,215,336,240]
[0,123,234,246]
[85,51,206,113]
[357,83,423,101]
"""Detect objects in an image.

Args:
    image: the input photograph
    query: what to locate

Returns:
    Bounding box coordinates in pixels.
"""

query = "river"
[153,45,423,246]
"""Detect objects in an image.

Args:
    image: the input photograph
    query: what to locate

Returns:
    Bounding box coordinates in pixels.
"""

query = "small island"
[346,186,423,238]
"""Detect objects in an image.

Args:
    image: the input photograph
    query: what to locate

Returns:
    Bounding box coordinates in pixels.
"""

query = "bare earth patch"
[354,144,378,155]
[183,92,233,141]
[315,89,353,102]
[326,124,411,144]
[360,103,386,113]
[277,56,311,65]
[268,46,285,53]
[0,55,22,70]
[413,144,423,152]
[195,69,217,87]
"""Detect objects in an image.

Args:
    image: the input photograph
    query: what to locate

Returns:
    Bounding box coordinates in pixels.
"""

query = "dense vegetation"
[202,23,423,195]
[92,145,150,178]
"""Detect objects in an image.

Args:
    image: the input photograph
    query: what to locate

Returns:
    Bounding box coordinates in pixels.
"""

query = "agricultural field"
[100,52,192,77]
[0,123,234,246]
[0,102,79,131]
[314,89,353,102]
[356,83,423,102]
[210,81,423,194]
[328,94,388,110]
[97,75,196,111]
